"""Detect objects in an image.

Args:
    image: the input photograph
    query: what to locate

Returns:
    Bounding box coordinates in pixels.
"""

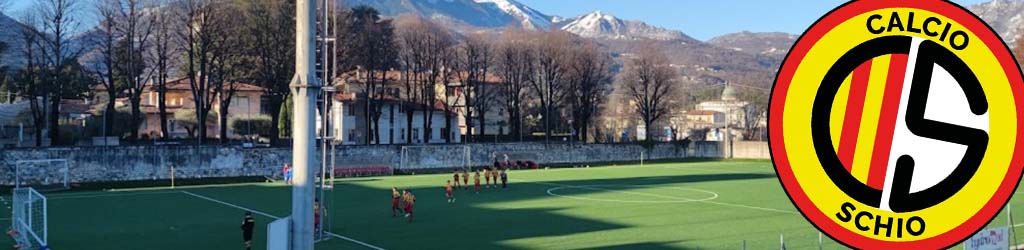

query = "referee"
[241,211,255,250]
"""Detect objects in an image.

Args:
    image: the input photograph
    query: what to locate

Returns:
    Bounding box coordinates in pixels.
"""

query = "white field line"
[516,178,799,215]
[386,162,771,180]
[0,217,9,221]
[665,166,766,174]
[47,191,182,200]
[180,191,386,250]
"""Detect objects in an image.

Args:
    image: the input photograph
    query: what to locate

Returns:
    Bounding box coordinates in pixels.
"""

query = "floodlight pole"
[291,0,318,249]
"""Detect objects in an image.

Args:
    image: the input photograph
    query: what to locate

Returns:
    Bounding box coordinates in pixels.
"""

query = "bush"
[174,109,216,139]
[83,109,136,139]
[279,94,292,138]
[229,115,274,137]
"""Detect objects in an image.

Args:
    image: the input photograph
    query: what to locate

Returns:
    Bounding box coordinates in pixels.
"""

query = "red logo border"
[769,0,1024,249]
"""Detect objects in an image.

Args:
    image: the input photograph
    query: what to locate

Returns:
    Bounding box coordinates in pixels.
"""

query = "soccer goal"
[10,187,47,250]
[399,145,471,170]
[15,159,70,191]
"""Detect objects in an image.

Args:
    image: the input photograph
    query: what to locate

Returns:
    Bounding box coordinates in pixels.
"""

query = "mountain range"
[968,0,1024,44]
[2,0,1023,88]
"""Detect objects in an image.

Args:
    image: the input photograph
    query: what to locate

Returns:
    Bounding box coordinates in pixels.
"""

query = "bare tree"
[345,6,398,144]
[149,0,176,139]
[395,14,427,144]
[396,15,453,144]
[529,31,573,143]
[418,21,452,144]
[117,0,155,141]
[496,29,533,142]
[34,0,83,145]
[242,0,294,144]
[206,2,244,144]
[621,44,679,141]
[566,41,612,143]
[455,34,495,143]
[90,0,120,139]
[176,0,220,144]
[13,13,47,146]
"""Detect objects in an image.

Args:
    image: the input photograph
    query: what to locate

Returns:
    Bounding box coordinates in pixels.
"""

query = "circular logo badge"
[769,0,1024,249]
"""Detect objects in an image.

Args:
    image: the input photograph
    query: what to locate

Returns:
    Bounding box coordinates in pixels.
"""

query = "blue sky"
[4,0,996,40]
[518,0,993,41]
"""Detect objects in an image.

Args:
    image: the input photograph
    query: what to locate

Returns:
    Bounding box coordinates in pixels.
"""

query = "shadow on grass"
[127,172,776,250]
[569,241,696,250]
[321,172,773,250]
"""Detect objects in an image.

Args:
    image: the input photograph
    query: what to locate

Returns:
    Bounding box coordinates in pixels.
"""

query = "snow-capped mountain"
[474,0,552,30]
[340,0,517,28]
[558,11,692,41]
[708,31,796,56]
[968,0,1024,44]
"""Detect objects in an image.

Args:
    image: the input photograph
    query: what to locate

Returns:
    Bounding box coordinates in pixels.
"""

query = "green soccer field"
[3,160,1024,250]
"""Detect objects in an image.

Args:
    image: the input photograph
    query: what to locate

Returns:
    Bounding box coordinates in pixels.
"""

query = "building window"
[260,95,271,114]
[412,128,419,143]
[400,128,406,140]
[347,129,356,142]
[232,96,249,108]
[347,105,356,116]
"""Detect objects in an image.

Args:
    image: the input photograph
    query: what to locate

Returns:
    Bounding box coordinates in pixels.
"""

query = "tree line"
[0,0,683,146]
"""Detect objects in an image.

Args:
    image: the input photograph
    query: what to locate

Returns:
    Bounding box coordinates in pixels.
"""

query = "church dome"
[721,84,737,101]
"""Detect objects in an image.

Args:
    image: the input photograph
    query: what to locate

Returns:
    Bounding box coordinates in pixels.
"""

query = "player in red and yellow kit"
[391,187,401,217]
[403,190,415,222]
[461,170,469,189]
[473,170,481,193]
[452,171,461,189]
[445,180,455,203]
[484,168,492,188]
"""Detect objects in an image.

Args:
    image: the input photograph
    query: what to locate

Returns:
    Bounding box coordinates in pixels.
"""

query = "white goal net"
[15,159,70,191]
[400,145,471,170]
[10,187,47,250]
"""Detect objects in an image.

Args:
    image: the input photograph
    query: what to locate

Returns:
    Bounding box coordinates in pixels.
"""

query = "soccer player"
[501,169,508,189]
[404,190,416,222]
[473,170,481,193]
[461,170,469,189]
[453,170,461,189]
[314,198,322,234]
[485,168,492,188]
[490,167,498,188]
[445,180,455,203]
[241,211,255,250]
[392,187,402,217]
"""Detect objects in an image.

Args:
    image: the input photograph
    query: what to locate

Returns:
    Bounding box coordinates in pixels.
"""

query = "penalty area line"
[517,179,799,215]
[179,191,387,250]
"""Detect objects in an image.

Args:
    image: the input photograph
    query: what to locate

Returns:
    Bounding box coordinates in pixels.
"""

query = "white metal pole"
[291,0,318,248]
[818,232,822,250]
[42,195,47,244]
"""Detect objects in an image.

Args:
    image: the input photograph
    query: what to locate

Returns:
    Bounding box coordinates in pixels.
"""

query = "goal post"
[400,145,471,171]
[10,187,47,250]
[15,159,70,190]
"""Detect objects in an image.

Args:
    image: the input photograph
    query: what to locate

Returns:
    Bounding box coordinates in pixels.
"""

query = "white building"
[694,84,749,128]
[328,93,461,145]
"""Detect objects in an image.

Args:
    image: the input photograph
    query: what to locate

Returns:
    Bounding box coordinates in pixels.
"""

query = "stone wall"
[732,141,772,159]
[0,141,768,185]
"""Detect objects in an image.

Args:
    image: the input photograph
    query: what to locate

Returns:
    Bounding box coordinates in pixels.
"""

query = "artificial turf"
[2,160,1021,249]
